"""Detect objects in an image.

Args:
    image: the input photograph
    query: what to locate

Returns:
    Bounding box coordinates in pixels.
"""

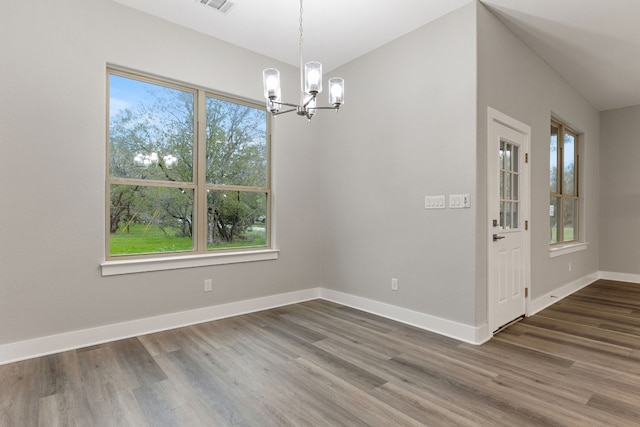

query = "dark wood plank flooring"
[2,279,640,426]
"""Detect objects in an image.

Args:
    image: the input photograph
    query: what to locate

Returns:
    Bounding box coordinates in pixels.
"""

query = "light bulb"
[304,62,323,94]
[329,77,345,106]
[262,68,281,100]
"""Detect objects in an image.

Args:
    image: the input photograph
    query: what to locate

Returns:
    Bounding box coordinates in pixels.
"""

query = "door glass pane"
[504,143,512,171]
[550,124,559,193]
[563,198,578,241]
[563,133,576,195]
[549,196,560,244]
[499,139,521,231]
[504,170,511,200]
[109,185,194,256]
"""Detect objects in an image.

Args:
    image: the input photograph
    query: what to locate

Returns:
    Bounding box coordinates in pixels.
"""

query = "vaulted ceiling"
[113,0,640,111]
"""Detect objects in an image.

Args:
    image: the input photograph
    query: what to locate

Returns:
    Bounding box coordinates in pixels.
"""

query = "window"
[106,69,270,261]
[550,119,579,245]
[500,140,520,231]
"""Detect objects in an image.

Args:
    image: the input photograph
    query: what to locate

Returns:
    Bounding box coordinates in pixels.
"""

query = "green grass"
[550,226,576,244]
[110,223,192,255]
[110,223,266,255]
[207,229,266,250]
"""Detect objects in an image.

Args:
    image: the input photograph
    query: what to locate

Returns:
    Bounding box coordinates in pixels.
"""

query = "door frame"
[487,107,532,333]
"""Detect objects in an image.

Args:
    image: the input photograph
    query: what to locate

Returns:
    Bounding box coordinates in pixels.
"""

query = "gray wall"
[0,0,323,345]
[320,3,479,326]
[477,4,600,318]
[0,0,611,348]
[600,105,640,274]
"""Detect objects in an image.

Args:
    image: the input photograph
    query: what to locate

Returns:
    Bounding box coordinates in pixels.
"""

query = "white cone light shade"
[263,68,281,100]
[304,62,322,94]
[329,77,344,106]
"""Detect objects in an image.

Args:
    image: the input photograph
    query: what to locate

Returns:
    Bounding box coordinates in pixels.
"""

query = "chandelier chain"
[299,0,304,51]
[298,0,304,97]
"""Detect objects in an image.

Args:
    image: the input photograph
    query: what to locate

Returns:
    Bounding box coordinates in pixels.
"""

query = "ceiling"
[113,0,640,111]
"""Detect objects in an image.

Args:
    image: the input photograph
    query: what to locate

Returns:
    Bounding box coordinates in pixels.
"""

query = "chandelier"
[262,0,345,120]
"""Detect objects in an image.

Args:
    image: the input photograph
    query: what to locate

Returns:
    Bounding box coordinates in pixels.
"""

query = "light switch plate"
[425,195,445,209]
[450,194,471,209]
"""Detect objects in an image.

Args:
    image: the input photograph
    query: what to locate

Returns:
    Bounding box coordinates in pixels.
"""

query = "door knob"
[493,234,505,241]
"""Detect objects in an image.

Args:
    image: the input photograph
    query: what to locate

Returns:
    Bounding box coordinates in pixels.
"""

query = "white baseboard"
[0,288,322,365]
[320,288,490,345]
[599,271,640,284]
[527,272,600,316]
[9,272,635,365]
[0,286,490,365]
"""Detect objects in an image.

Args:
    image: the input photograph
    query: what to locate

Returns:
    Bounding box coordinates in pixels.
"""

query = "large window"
[107,69,270,259]
[550,119,579,245]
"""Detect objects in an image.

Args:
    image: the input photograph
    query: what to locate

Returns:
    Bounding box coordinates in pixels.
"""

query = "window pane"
[550,196,560,244]
[563,133,576,195]
[550,124,559,193]
[109,74,194,182]
[563,197,578,242]
[109,185,194,255]
[504,170,511,200]
[505,201,511,229]
[504,143,512,171]
[207,190,268,250]
[512,201,519,229]
[206,97,267,187]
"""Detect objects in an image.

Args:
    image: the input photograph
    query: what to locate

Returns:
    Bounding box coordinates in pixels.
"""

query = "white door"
[487,108,530,334]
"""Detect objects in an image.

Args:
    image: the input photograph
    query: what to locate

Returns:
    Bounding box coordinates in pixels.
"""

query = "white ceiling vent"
[197,0,235,14]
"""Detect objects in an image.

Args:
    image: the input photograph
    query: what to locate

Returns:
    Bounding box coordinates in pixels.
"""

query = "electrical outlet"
[569,262,572,271]
[391,278,399,291]
[204,279,212,292]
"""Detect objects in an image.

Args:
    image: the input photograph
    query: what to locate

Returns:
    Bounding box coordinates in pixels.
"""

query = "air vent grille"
[197,0,235,14]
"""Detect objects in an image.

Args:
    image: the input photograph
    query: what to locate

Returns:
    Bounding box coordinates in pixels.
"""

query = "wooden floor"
[2,279,640,426]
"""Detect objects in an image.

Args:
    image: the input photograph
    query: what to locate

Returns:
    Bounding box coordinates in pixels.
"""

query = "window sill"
[549,242,588,258]
[101,249,279,276]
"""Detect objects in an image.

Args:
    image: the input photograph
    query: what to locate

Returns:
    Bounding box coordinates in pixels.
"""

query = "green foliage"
[108,73,268,256]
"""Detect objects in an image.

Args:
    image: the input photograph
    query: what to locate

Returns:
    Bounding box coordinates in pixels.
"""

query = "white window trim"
[101,249,279,276]
[549,241,588,258]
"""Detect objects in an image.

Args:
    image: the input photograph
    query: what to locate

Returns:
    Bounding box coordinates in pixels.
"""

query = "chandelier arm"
[301,94,316,108]
[271,108,298,116]
[309,106,340,111]
[273,101,300,108]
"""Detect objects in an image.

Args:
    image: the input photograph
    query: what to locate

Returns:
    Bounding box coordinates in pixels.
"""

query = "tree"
[108,76,267,253]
